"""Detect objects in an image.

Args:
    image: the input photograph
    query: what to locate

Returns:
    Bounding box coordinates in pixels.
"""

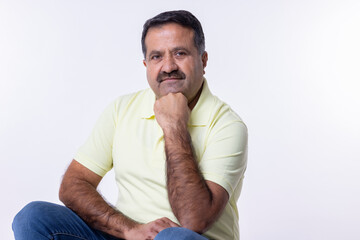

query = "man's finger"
[158,217,180,228]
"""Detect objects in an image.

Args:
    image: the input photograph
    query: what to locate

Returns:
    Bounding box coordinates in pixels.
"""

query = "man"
[13,10,247,240]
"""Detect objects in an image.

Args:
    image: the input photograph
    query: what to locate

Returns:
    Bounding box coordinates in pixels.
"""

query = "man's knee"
[13,201,57,236]
[155,227,208,240]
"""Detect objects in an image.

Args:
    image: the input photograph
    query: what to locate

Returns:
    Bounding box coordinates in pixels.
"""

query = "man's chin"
[160,85,185,95]
[159,89,186,98]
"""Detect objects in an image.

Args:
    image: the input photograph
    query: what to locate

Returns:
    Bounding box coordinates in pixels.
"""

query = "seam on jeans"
[51,232,89,240]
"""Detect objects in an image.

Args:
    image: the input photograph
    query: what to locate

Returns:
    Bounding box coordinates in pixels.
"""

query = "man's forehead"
[146,23,194,38]
[144,23,196,57]
[145,24,194,47]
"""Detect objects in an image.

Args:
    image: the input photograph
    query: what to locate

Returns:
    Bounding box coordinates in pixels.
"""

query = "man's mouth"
[157,70,186,83]
[160,77,182,82]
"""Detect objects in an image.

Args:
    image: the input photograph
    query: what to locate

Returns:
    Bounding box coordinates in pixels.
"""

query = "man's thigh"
[12,201,117,240]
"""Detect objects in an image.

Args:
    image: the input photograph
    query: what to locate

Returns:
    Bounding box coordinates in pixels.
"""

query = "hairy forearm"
[59,177,137,238]
[164,126,215,233]
[154,92,226,233]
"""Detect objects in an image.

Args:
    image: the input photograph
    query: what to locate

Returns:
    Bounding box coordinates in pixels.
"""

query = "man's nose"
[161,56,178,73]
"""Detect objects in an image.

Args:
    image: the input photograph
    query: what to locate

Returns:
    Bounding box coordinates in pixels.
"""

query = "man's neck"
[188,82,204,110]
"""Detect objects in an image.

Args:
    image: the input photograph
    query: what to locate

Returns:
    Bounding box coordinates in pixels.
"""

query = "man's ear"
[202,51,208,73]
[143,60,147,67]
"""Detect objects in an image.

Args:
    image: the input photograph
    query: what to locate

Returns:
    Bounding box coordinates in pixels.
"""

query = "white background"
[1,0,359,239]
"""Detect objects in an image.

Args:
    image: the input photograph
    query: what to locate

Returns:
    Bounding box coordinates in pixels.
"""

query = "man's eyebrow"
[172,47,190,52]
[147,47,190,58]
[148,50,162,56]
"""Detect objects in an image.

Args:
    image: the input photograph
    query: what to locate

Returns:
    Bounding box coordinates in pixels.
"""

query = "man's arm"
[154,93,229,233]
[59,160,178,239]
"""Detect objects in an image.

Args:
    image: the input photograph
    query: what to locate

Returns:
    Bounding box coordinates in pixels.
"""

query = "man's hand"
[154,92,190,133]
[124,217,179,240]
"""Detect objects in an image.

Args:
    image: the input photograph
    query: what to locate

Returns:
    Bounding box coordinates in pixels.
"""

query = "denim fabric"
[12,201,209,240]
[12,201,119,240]
[154,227,208,240]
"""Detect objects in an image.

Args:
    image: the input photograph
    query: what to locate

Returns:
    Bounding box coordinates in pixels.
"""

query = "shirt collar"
[141,78,215,127]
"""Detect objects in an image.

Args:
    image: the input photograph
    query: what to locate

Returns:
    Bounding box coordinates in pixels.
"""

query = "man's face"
[143,23,208,102]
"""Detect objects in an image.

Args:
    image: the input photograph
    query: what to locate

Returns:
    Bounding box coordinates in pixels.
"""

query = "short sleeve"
[74,100,119,177]
[200,118,248,197]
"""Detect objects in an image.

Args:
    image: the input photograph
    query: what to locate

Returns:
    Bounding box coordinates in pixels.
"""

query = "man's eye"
[151,55,161,60]
[176,51,186,56]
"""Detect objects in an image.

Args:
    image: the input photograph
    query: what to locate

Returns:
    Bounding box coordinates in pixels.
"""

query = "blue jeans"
[154,227,207,240]
[12,201,208,240]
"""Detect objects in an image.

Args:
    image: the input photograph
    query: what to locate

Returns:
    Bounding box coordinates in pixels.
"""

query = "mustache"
[157,70,186,82]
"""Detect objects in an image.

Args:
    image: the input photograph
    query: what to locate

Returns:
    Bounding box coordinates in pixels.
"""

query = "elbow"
[178,205,224,233]
[181,219,212,234]
[58,183,66,204]
[58,180,70,205]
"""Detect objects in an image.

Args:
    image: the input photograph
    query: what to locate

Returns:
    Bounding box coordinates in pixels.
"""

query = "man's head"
[142,10,208,104]
[141,10,205,58]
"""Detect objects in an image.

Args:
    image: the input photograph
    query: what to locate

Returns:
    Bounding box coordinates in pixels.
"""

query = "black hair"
[141,10,205,58]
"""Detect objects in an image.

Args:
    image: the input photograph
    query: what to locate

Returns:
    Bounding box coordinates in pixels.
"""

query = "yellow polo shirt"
[74,79,247,240]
